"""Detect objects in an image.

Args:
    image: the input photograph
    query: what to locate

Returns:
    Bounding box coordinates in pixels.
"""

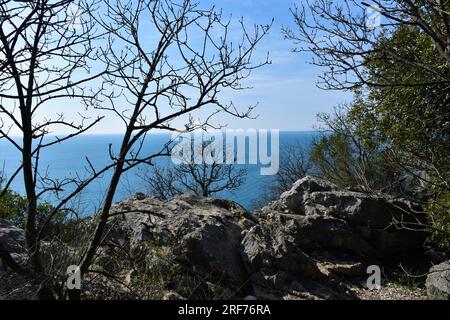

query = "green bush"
[310,103,402,192]
[0,188,65,234]
[426,192,450,257]
[310,104,449,256]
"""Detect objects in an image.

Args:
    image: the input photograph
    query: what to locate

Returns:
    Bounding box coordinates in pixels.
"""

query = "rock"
[260,178,427,260]
[240,211,358,299]
[316,258,365,278]
[0,219,27,275]
[248,270,345,300]
[279,177,339,214]
[283,213,379,258]
[104,195,255,296]
[240,176,428,300]
[241,220,323,279]
[302,191,426,258]
[0,219,25,253]
[305,191,423,229]
[133,192,148,201]
[384,171,431,202]
[0,220,36,300]
[426,261,450,300]
[162,291,185,300]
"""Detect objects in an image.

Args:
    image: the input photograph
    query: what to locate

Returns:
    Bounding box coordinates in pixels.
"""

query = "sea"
[0,132,322,214]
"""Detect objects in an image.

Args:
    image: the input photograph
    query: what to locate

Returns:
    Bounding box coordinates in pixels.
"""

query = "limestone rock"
[105,195,255,294]
[0,219,25,253]
[426,261,450,300]
[279,177,339,214]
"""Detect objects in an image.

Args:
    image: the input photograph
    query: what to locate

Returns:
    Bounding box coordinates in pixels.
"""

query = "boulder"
[0,219,26,274]
[0,220,35,300]
[384,171,431,202]
[241,220,323,279]
[262,178,427,259]
[0,219,25,253]
[303,191,426,257]
[279,177,339,214]
[104,195,255,295]
[304,191,424,229]
[426,261,450,300]
[240,216,356,299]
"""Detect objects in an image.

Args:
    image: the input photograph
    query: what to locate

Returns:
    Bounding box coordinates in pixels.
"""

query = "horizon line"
[7,129,327,138]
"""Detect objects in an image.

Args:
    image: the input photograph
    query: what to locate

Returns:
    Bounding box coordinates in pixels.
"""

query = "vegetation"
[0,0,269,299]
[0,189,58,229]
[426,192,450,256]
[141,140,247,199]
[1,173,66,237]
[288,0,450,257]
[310,103,401,192]
[254,143,312,209]
[0,0,449,299]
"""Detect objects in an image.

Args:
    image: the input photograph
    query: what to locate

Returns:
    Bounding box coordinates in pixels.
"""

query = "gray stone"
[241,220,323,279]
[262,178,427,259]
[105,195,254,293]
[279,177,339,214]
[302,191,426,258]
[426,261,450,300]
[0,219,25,253]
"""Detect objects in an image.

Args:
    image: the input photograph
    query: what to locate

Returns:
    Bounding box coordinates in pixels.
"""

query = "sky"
[83,0,351,133]
[3,0,353,135]
[187,0,352,132]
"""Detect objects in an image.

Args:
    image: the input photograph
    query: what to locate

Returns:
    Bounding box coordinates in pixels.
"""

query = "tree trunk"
[22,117,42,273]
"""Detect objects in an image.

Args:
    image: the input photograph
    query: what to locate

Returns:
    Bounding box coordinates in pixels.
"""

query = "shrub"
[0,188,65,235]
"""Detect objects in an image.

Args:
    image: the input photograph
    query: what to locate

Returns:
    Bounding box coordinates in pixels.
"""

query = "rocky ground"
[351,283,426,300]
[1,177,449,300]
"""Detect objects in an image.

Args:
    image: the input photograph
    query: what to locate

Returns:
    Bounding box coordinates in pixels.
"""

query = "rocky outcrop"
[0,219,26,275]
[0,220,34,300]
[0,176,430,300]
[279,177,339,214]
[240,177,427,299]
[258,177,426,259]
[0,219,25,254]
[99,195,255,298]
[426,261,450,300]
[384,171,431,202]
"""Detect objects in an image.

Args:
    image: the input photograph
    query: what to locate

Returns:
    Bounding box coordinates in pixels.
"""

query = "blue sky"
[88,0,351,133]
[189,0,352,131]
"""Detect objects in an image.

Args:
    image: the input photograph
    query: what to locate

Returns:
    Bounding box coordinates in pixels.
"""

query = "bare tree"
[276,143,313,193]
[253,143,312,209]
[77,0,270,281]
[0,0,111,295]
[0,0,269,299]
[140,139,247,199]
[283,0,450,90]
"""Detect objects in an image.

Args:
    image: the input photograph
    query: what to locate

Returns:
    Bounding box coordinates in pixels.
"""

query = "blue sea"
[0,132,321,214]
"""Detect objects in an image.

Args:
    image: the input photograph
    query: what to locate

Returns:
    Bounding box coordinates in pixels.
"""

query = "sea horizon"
[6,129,324,138]
[1,131,323,214]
